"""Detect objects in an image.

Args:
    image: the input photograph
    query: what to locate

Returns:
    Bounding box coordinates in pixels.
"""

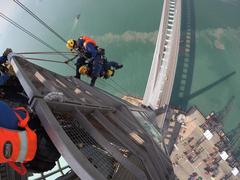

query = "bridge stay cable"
[0,13,71,60]
[13,0,67,44]
[24,57,75,70]
[25,57,68,64]
[97,78,127,97]
[17,51,76,55]
[109,79,132,96]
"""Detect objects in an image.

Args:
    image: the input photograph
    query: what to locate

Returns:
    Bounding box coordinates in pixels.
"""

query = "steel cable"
[25,57,75,70]
[96,78,126,97]
[109,78,132,96]
[25,57,67,64]
[17,51,76,55]
[13,0,67,43]
[0,13,71,60]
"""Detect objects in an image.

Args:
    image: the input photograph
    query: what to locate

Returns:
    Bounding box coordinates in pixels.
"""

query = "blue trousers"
[106,61,120,69]
[91,55,103,77]
[0,72,9,86]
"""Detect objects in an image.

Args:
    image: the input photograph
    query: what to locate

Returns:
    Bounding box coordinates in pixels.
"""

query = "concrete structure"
[143,0,181,111]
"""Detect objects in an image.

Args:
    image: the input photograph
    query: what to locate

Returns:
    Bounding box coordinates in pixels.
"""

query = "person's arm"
[0,56,7,64]
[0,101,18,129]
[64,55,78,64]
[0,71,9,86]
[1,48,12,64]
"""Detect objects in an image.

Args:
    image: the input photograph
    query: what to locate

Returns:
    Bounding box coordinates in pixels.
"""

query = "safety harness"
[0,107,37,175]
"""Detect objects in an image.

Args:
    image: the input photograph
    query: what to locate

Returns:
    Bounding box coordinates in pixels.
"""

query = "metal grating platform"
[54,111,116,179]
[9,55,175,180]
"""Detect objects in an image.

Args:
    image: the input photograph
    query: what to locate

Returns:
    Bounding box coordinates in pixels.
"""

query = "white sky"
[0,0,51,54]
[0,0,75,75]
[0,1,17,34]
[0,0,30,52]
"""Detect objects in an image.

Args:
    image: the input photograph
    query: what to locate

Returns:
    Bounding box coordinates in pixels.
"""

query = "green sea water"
[171,0,240,155]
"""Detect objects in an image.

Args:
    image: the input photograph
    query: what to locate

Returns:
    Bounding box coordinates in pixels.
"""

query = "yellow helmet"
[79,65,89,74]
[66,39,75,49]
[106,69,113,77]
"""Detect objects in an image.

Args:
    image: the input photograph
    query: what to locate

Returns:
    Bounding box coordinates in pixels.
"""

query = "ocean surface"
[171,0,240,155]
[1,0,240,158]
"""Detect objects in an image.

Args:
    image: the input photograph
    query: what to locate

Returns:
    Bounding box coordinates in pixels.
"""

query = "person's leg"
[0,72,9,86]
[2,77,28,105]
[75,57,86,79]
[25,127,60,173]
[28,113,42,130]
[107,61,123,69]
[90,55,103,86]
[90,76,97,86]
[25,158,56,173]
[75,63,81,79]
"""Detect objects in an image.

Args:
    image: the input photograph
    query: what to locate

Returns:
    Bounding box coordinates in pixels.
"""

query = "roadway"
[143,0,182,129]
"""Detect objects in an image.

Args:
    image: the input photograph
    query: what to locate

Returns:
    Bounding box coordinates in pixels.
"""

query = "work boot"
[116,64,123,69]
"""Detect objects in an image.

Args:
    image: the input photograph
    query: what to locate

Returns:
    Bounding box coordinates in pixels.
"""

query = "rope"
[97,76,135,97]
[67,64,76,70]
[25,57,75,70]
[25,57,66,64]
[13,0,67,43]
[97,78,126,97]
[17,51,76,55]
[63,55,78,64]
[0,13,70,60]
[109,79,132,96]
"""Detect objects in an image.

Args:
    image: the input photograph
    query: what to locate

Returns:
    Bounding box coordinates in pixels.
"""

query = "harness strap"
[6,107,33,175]
[8,162,27,175]
[14,107,30,128]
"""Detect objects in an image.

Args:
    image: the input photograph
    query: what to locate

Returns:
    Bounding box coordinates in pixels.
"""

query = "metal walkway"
[7,55,175,180]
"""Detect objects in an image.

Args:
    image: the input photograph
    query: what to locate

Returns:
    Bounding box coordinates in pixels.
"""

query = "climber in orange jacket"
[0,101,37,175]
[66,36,98,79]
[0,100,61,175]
